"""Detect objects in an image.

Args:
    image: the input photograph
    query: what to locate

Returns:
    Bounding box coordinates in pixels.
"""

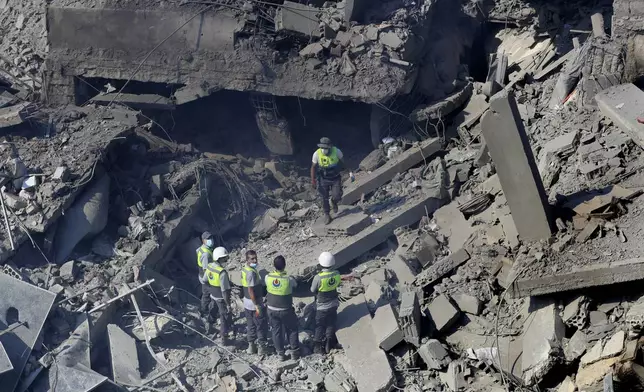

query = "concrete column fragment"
[521,298,565,385]
[481,91,553,241]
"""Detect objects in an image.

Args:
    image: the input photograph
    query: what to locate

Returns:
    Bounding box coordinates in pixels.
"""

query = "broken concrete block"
[418,339,451,370]
[481,91,553,242]
[576,357,619,388]
[596,84,644,150]
[551,234,573,252]
[48,284,65,295]
[389,254,417,285]
[59,260,78,283]
[324,364,356,392]
[521,298,565,385]
[452,293,481,315]
[366,26,379,41]
[439,361,466,391]
[565,330,589,362]
[275,1,321,37]
[4,193,27,210]
[52,166,70,182]
[427,295,460,333]
[399,291,422,347]
[131,314,172,341]
[557,376,576,392]
[581,340,604,366]
[379,31,403,49]
[336,294,393,391]
[335,31,352,48]
[372,304,404,351]
[434,204,474,252]
[300,42,324,58]
[107,324,141,384]
[601,330,625,359]
[231,360,255,381]
[364,281,386,312]
[306,58,323,70]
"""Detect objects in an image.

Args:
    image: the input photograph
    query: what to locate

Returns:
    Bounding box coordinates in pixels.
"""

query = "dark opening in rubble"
[6,307,19,325]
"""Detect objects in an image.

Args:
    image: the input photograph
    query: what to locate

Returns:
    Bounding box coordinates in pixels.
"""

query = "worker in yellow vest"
[241,250,269,355]
[197,232,215,322]
[203,246,234,346]
[265,255,301,361]
[310,252,341,355]
[310,137,345,224]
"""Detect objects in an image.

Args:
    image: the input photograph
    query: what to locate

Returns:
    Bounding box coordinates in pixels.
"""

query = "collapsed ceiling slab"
[0,273,56,392]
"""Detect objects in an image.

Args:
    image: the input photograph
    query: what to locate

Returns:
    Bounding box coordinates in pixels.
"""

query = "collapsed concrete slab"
[427,295,460,333]
[596,84,644,149]
[341,137,441,205]
[107,324,142,385]
[90,93,175,110]
[481,91,553,241]
[521,298,565,385]
[336,294,393,392]
[313,207,372,236]
[286,192,446,278]
[0,343,12,376]
[372,304,404,351]
[413,248,470,289]
[0,274,56,392]
[510,258,644,297]
[0,102,30,128]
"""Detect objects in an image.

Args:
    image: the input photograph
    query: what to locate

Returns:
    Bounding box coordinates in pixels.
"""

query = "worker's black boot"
[331,200,338,214]
[278,352,288,361]
[258,343,269,356]
[247,342,257,355]
[325,338,334,354]
[291,349,301,361]
[324,213,332,225]
[314,342,325,355]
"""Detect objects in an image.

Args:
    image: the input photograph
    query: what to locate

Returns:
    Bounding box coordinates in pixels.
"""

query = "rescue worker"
[241,250,269,355]
[197,232,215,324]
[203,246,234,346]
[310,137,345,225]
[310,252,341,354]
[265,255,301,361]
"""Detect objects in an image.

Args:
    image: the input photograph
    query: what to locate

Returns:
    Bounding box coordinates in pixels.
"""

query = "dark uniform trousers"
[314,306,338,344]
[318,176,342,213]
[200,283,211,316]
[245,305,268,343]
[268,308,300,354]
[210,299,231,336]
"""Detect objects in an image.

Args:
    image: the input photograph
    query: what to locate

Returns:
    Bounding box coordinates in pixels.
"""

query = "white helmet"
[318,252,335,268]
[212,246,229,261]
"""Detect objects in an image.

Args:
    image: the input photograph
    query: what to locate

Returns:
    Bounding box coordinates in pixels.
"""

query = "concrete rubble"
[2,0,644,391]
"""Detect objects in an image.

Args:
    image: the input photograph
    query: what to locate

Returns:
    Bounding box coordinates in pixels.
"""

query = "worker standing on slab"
[241,250,269,355]
[197,231,215,326]
[204,246,234,346]
[265,255,301,361]
[311,137,345,225]
[310,251,341,354]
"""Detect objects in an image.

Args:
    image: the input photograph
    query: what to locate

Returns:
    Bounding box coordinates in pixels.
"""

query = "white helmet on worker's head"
[212,246,229,262]
[318,252,335,268]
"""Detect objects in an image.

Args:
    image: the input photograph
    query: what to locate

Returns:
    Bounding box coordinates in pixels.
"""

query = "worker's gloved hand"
[198,273,207,284]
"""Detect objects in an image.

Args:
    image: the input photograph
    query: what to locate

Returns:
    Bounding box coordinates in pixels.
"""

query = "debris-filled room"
[3,0,644,391]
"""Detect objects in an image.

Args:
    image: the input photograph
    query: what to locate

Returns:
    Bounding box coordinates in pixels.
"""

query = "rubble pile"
[4,0,644,391]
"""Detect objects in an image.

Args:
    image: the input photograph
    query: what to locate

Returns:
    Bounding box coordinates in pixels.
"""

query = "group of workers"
[195,136,347,360]
[197,232,342,361]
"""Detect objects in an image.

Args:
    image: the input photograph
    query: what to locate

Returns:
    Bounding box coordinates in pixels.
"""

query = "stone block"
[275,1,321,37]
[53,166,70,182]
[481,90,553,241]
[107,324,141,384]
[299,42,323,58]
[418,339,451,369]
[399,291,422,346]
[379,31,403,49]
[433,203,475,252]
[601,330,625,358]
[389,254,417,285]
[576,357,619,388]
[452,293,481,315]
[564,330,588,362]
[521,298,565,385]
[427,295,460,333]
[372,304,404,351]
[59,260,78,282]
[231,360,255,381]
[596,84,644,150]
[581,340,603,366]
[336,294,393,391]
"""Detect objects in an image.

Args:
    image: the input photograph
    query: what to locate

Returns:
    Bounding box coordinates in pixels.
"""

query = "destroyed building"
[4,0,644,391]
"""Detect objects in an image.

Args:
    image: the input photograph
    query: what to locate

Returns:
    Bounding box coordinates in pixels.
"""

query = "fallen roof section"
[510,258,644,298]
[341,137,442,205]
[596,83,644,149]
[0,273,56,392]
